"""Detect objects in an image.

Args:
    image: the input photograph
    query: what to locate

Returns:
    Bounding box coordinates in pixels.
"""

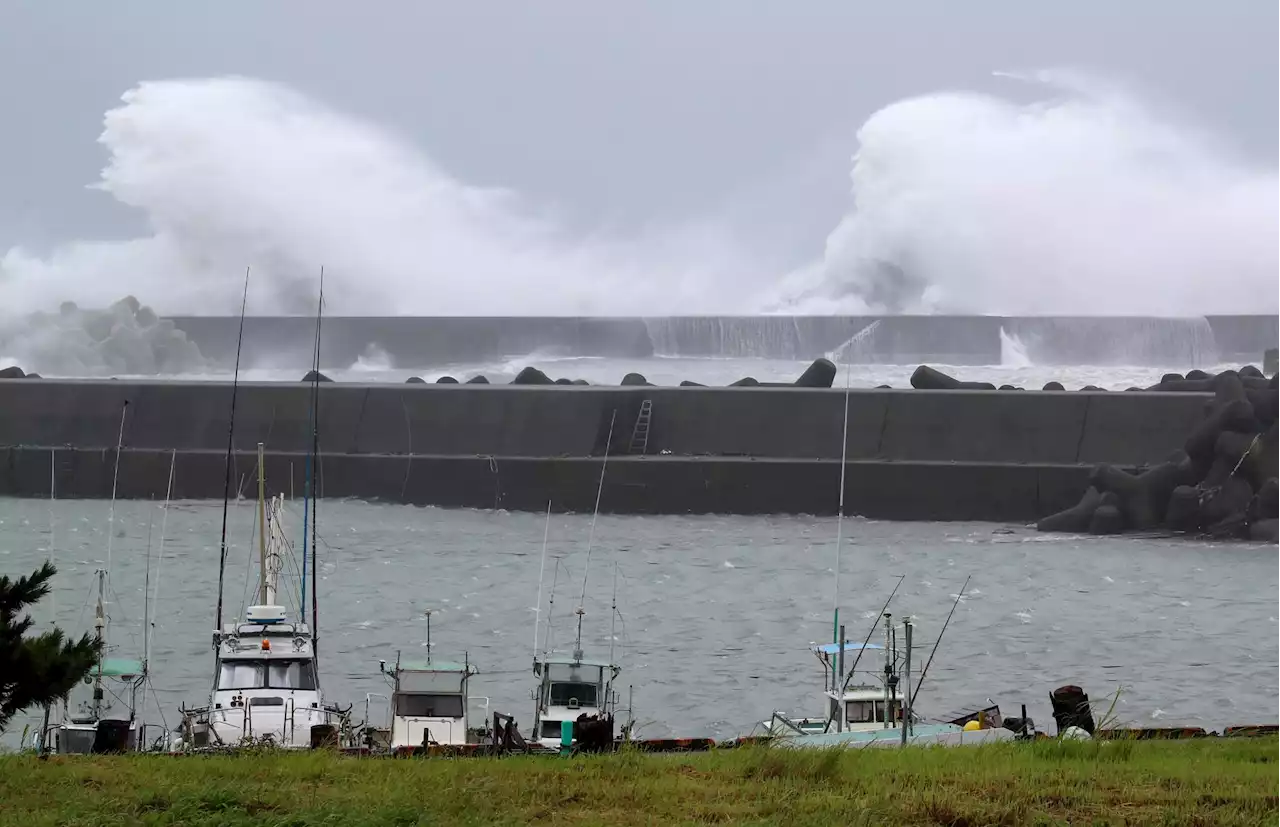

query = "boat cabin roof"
[98,657,145,678]
[812,641,883,656]
[540,655,615,669]
[397,660,473,674]
[826,686,898,703]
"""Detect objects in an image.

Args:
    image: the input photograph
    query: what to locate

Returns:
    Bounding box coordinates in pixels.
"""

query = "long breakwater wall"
[0,380,1213,521]
[168,314,1275,368]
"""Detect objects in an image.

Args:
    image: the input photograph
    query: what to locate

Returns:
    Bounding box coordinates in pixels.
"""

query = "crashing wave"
[0,296,208,376]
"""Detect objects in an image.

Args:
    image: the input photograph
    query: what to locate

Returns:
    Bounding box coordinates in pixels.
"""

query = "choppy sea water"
[2,497,1276,747]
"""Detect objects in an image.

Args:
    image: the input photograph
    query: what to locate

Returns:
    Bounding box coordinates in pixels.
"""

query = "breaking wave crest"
[1,71,1274,322]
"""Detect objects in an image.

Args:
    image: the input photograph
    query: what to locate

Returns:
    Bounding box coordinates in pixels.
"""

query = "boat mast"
[105,400,128,596]
[607,561,619,673]
[147,450,176,676]
[48,450,56,626]
[92,570,106,721]
[215,266,251,640]
[44,450,57,742]
[423,609,433,664]
[901,617,914,743]
[574,409,616,661]
[539,558,561,666]
[300,275,321,624]
[310,269,324,653]
[141,507,154,691]
[831,358,851,697]
[882,613,892,730]
[256,443,268,605]
[531,501,551,667]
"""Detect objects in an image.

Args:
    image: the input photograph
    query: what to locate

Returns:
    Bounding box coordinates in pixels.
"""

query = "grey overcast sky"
[0,1,1275,318]
[1,1,1274,247]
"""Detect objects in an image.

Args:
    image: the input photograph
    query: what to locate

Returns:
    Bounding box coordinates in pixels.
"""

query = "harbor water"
[1,496,1276,746]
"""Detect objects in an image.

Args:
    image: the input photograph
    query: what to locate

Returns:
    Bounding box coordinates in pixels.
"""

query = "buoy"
[963,720,981,732]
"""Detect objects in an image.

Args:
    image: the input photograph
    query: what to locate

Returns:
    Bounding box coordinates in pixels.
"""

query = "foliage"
[0,562,100,733]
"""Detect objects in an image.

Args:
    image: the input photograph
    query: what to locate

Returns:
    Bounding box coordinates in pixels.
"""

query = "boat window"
[217,660,317,690]
[548,681,598,708]
[58,728,96,755]
[218,661,264,689]
[546,663,603,684]
[267,660,317,690]
[845,701,876,724]
[395,693,464,718]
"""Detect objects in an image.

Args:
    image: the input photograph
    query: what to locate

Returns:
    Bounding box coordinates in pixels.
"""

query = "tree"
[0,562,100,734]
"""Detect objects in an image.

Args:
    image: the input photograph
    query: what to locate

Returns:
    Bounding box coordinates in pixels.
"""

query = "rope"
[1197,432,1261,505]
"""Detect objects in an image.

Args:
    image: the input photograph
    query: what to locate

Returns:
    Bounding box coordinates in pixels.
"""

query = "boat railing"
[769,712,808,736]
[177,700,351,749]
[139,723,169,752]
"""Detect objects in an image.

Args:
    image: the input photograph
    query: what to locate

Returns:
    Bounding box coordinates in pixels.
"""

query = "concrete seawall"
[0,380,1211,521]
[167,314,1276,368]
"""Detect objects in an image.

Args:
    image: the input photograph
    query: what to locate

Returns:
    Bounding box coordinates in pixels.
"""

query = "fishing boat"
[174,445,352,750]
[527,440,629,751]
[43,571,150,753]
[764,614,1018,748]
[762,640,900,737]
[364,613,490,752]
[531,655,622,748]
[530,614,623,750]
[762,360,1016,748]
[39,412,166,754]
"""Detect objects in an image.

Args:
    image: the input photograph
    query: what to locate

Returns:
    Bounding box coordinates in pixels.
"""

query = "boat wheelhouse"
[763,640,908,736]
[376,653,485,750]
[48,655,148,754]
[531,652,620,748]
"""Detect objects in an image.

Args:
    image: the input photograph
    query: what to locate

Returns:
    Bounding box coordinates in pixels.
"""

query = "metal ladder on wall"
[628,399,652,455]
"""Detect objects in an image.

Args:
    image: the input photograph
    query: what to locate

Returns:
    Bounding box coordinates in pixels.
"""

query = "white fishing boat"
[762,640,902,737]
[765,616,1018,749]
[375,654,485,750]
[364,612,489,752]
[531,643,622,748]
[527,495,627,751]
[175,444,352,750]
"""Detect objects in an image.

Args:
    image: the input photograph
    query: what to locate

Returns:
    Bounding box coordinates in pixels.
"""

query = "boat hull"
[775,724,1017,749]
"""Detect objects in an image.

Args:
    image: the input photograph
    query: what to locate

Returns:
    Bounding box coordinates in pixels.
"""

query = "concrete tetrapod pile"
[1034,367,1278,542]
[402,358,841,389]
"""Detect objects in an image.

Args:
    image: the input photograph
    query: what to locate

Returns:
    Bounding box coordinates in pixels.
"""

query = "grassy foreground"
[0,738,1275,827]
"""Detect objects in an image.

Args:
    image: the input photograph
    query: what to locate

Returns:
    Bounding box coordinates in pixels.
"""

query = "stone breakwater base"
[0,380,1215,521]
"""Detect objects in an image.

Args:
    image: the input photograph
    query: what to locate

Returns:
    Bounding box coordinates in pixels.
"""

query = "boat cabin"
[532,656,619,745]
[50,657,146,754]
[765,640,911,736]
[381,656,480,748]
[829,687,906,728]
[179,604,347,749]
[213,608,319,704]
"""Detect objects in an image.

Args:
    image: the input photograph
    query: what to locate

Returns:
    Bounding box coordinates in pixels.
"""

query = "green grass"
[0,738,1275,826]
